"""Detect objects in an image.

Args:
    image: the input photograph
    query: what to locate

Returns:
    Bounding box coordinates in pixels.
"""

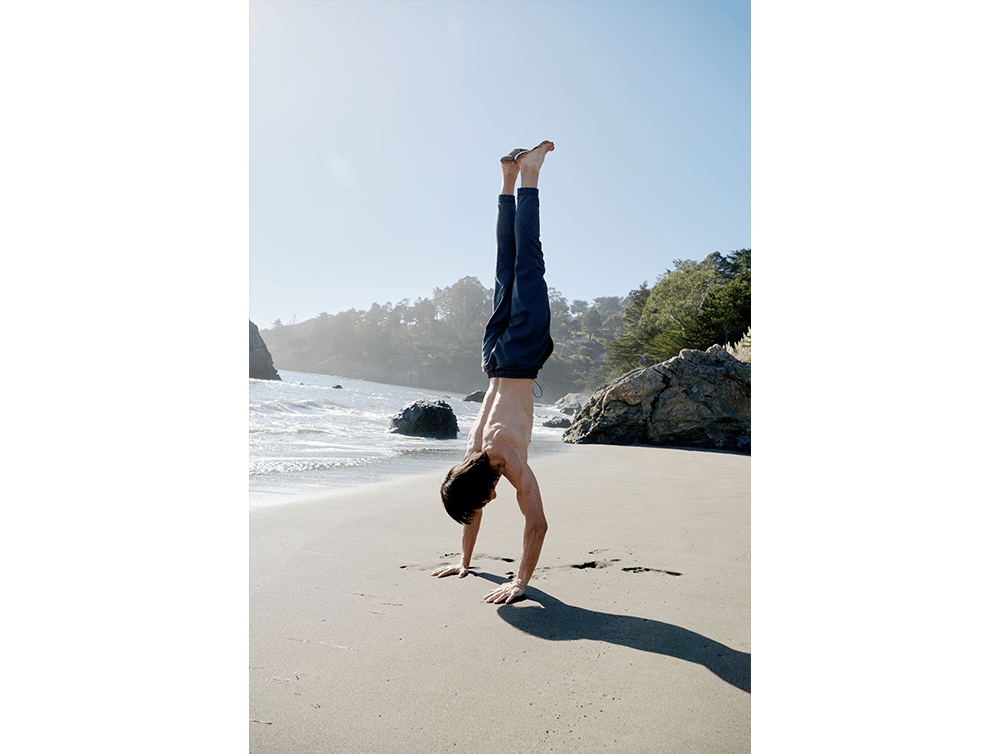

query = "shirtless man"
[432,141,555,605]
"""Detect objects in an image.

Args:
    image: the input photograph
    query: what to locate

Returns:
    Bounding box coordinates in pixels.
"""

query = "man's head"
[440,451,500,525]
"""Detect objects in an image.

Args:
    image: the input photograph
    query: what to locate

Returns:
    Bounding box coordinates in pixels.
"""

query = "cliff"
[250,320,281,380]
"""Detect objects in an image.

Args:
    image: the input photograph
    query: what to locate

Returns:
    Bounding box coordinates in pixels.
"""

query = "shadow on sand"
[477,573,750,693]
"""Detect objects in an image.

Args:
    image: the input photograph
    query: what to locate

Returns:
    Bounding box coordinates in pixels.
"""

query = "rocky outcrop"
[563,345,749,452]
[463,390,487,403]
[389,400,459,439]
[250,320,281,381]
[543,416,572,429]
[554,392,592,417]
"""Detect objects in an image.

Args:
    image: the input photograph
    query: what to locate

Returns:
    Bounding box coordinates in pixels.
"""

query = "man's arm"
[484,459,547,604]
[430,508,482,579]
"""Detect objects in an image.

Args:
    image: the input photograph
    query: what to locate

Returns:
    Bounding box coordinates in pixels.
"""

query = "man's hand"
[430,564,469,578]
[483,579,525,604]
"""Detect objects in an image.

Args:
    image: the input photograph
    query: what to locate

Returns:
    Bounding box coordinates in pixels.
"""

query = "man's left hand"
[483,580,525,604]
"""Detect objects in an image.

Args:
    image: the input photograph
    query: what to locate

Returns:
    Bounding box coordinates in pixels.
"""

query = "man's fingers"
[484,586,520,603]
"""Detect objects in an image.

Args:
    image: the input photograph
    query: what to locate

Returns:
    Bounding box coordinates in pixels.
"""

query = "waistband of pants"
[485,367,540,380]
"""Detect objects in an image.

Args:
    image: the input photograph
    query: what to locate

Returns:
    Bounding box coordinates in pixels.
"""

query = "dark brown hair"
[440,451,501,525]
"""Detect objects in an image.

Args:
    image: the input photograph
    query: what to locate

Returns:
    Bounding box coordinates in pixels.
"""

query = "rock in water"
[389,400,459,439]
[554,392,592,417]
[463,390,487,403]
[563,345,749,452]
[249,320,281,381]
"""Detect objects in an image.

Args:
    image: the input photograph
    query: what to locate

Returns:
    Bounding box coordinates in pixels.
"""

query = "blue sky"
[250,0,750,327]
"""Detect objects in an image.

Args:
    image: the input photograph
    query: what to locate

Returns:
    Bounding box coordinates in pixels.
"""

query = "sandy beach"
[250,443,750,753]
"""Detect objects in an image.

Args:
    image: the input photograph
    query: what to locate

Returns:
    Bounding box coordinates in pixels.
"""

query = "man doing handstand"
[431,141,555,605]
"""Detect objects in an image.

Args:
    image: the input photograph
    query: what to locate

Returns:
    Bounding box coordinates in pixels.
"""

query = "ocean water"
[249,370,569,507]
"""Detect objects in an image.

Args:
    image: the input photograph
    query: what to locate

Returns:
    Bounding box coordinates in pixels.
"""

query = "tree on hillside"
[649,266,750,360]
[608,250,751,371]
[548,289,574,344]
[714,248,750,278]
[638,255,723,334]
[545,292,625,392]
[608,282,653,371]
[432,276,492,338]
[701,269,750,344]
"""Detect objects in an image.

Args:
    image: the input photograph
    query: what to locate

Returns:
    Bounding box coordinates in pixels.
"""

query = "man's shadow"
[476,572,750,693]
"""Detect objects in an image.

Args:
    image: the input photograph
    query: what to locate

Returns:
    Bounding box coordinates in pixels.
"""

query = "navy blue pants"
[482,187,554,379]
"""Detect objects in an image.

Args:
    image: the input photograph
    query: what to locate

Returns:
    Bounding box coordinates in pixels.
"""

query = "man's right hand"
[430,564,469,578]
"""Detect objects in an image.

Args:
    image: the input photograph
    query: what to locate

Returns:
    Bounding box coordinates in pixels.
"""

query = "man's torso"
[471,378,534,466]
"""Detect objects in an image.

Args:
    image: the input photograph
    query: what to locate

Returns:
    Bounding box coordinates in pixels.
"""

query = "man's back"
[469,377,534,466]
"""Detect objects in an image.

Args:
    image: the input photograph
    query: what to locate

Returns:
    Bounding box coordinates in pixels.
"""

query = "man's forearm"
[516,519,547,585]
[461,510,483,569]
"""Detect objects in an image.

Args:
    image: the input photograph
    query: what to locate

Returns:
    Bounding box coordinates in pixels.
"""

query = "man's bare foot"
[500,148,528,163]
[515,141,554,168]
[500,155,520,195]
[516,141,554,188]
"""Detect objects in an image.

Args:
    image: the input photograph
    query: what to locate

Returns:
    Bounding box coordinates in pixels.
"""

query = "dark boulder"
[463,390,487,403]
[389,400,459,439]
